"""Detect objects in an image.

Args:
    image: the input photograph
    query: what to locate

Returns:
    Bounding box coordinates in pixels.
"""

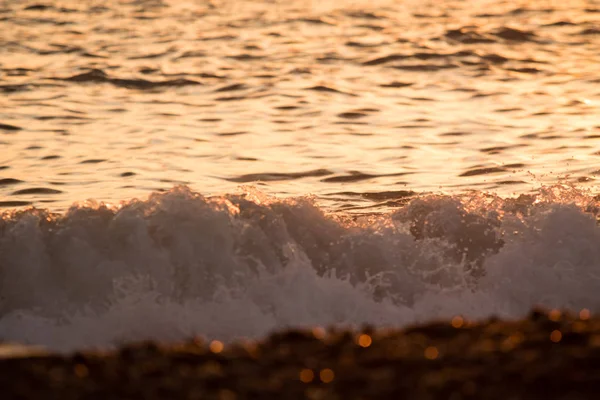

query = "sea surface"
[1,0,600,351]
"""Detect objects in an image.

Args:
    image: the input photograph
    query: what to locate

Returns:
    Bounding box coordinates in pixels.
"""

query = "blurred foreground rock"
[2,309,600,399]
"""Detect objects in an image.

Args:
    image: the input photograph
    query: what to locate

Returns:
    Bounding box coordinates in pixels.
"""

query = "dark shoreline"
[2,309,599,399]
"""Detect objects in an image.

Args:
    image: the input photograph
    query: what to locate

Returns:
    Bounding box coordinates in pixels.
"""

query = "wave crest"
[1,185,600,351]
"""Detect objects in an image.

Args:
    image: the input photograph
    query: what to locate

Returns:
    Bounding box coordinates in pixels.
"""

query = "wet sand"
[2,309,599,399]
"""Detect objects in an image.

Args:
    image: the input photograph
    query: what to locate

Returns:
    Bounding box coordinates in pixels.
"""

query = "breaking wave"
[2,185,600,351]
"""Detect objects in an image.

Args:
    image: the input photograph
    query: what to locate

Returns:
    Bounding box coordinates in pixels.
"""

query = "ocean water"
[1,0,600,351]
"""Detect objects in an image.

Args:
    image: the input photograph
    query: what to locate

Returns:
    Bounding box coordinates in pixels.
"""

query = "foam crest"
[1,186,600,351]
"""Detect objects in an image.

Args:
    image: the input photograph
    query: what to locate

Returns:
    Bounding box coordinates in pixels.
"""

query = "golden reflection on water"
[0,0,599,211]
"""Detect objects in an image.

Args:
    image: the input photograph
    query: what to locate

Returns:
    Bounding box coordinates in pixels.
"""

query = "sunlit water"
[1,0,600,351]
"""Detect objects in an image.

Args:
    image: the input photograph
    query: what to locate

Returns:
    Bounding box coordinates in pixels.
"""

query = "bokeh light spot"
[320,368,335,383]
[210,340,224,353]
[424,346,439,360]
[358,334,372,348]
[550,330,562,343]
[300,369,314,383]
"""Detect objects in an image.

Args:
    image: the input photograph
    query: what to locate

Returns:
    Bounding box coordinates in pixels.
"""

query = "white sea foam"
[1,185,600,351]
